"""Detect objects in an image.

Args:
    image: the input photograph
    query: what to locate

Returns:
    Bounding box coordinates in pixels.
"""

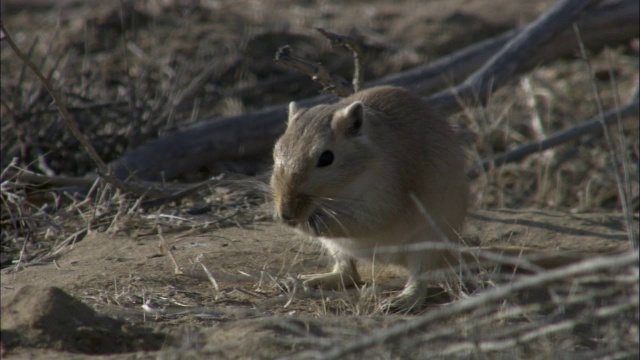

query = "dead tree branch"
[108,0,638,181]
[373,0,637,94]
[424,0,601,113]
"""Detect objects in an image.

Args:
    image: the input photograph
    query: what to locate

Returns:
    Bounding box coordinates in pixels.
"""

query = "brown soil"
[1,0,638,359]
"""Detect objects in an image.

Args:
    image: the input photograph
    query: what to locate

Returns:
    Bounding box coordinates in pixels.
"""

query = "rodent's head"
[270,100,375,237]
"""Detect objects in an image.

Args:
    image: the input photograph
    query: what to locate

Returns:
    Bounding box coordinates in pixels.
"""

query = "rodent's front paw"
[301,272,360,291]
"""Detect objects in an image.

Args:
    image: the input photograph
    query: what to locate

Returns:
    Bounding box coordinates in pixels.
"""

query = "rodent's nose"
[274,191,307,227]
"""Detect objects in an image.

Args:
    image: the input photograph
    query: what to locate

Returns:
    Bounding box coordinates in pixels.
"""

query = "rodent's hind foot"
[301,272,362,291]
[380,284,427,314]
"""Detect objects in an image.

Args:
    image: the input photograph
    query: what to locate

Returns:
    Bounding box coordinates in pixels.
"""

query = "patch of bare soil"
[1,0,638,359]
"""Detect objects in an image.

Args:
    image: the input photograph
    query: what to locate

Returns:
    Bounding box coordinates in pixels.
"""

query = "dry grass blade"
[574,24,638,249]
[155,57,242,125]
[199,263,221,297]
[158,226,182,275]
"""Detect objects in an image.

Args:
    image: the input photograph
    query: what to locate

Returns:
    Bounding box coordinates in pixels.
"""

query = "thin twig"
[315,28,365,92]
[275,45,352,97]
[13,36,39,108]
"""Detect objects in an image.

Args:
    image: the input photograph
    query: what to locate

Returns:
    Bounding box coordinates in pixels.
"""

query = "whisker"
[318,206,351,236]
[319,199,381,229]
[309,211,329,234]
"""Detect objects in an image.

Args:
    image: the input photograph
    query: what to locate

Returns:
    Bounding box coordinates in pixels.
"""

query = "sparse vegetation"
[1,0,638,359]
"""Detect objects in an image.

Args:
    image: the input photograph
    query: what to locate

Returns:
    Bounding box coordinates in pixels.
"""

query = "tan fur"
[271,86,469,311]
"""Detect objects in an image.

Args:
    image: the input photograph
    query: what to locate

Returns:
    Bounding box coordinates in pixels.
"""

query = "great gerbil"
[270,86,469,311]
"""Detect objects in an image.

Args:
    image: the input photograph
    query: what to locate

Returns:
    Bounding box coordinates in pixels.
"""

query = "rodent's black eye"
[316,150,334,168]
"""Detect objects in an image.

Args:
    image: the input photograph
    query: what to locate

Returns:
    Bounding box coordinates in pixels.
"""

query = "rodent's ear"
[288,101,300,116]
[287,101,301,127]
[332,101,364,136]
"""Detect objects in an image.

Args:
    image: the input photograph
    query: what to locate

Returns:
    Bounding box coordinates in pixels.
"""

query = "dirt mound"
[1,285,164,354]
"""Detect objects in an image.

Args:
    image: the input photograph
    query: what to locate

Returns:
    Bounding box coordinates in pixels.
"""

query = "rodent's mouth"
[278,206,331,236]
[307,209,334,236]
[279,210,322,234]
[307,211,322,235]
